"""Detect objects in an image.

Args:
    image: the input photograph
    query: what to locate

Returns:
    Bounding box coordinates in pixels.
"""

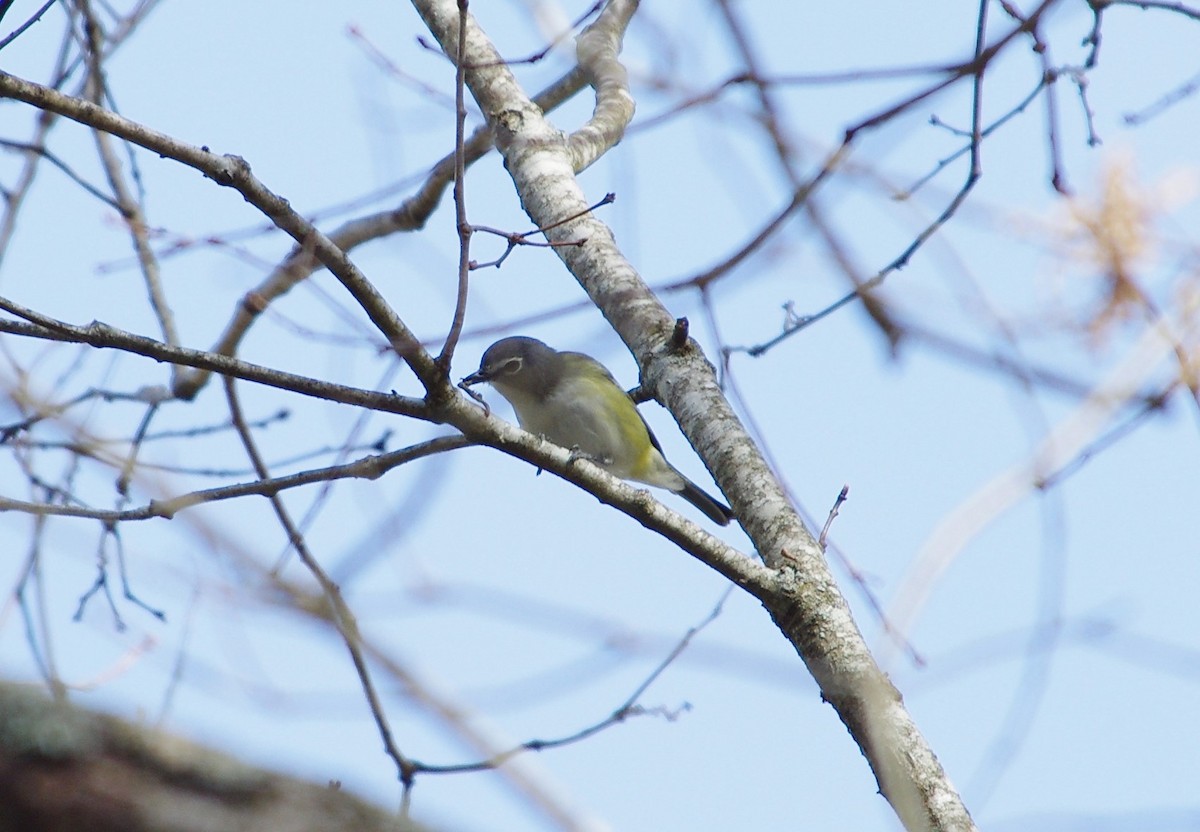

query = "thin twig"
[411,586,733,774]
[437,0,472,373]
[223,374,414,789]
[0,436,473,522]
[818,486,849,549]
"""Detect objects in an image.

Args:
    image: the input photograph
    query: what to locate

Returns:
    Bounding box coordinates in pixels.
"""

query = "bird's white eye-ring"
[501,357,522,375]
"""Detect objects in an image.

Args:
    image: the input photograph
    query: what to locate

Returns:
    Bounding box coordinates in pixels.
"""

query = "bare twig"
[818,486,849,549]
[222,374,415,795]
[0,304,427,417]
[437,0,473,373]
[411,586,733,774]
[0,436,473,522]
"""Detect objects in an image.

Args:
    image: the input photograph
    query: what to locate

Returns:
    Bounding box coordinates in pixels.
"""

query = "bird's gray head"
[461,336,559,396]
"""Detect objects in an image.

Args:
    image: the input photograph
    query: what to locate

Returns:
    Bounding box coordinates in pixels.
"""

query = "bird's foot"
[567,446,612,468]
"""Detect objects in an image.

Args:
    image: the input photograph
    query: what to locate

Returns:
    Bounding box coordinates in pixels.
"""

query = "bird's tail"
[677,479,734,526]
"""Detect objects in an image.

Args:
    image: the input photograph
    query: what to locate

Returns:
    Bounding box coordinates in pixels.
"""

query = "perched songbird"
[462,336,733,526]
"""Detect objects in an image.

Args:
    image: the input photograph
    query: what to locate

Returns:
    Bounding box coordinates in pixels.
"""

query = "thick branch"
[0,683,429,832]
[411,1,975,828]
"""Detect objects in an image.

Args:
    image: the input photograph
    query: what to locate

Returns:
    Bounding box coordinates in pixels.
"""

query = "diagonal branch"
[411,1,977,828]
[170,65,590,400]
[0,68,441,393]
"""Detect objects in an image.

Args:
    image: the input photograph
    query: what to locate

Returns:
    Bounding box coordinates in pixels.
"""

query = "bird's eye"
[501,358,522,375]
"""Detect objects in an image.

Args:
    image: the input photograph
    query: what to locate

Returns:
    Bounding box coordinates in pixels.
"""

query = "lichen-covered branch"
[409,1,977,828]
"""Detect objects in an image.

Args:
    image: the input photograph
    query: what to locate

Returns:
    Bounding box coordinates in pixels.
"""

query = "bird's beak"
[460,369,488,387]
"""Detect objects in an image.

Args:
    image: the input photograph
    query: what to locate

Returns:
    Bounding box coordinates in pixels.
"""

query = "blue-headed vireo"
[462,336,734,526]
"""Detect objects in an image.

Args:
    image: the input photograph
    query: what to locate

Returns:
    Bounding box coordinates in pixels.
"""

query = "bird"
[461,336,734,526]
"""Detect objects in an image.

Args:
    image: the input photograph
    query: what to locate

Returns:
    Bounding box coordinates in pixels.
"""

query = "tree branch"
[410,1,976,828]
[0,69,441,393]
[0,683,431,832]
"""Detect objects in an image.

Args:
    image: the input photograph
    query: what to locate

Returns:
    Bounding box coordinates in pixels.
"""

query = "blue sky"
[2,1,1198,830]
